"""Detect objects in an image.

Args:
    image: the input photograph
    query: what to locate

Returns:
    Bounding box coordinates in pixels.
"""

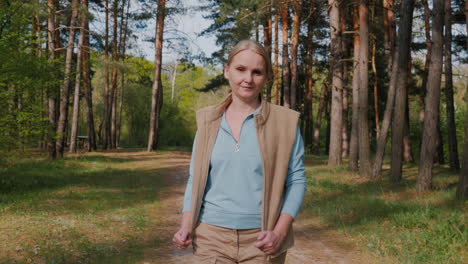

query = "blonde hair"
[226,40,272,80]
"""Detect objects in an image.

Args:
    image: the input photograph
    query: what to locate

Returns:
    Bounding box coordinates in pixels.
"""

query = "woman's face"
[224,49,267,102]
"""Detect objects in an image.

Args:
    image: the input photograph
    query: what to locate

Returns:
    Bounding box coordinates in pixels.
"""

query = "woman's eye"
[253,70,263,75]
[236,67,245,71]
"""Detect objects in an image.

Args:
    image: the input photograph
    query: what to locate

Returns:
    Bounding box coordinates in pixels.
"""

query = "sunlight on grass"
[0,151,179,264]
[303,156,467,264]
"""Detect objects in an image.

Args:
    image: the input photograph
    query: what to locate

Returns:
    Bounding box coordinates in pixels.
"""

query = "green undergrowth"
[303,155,467,264]
[0,151,166,264]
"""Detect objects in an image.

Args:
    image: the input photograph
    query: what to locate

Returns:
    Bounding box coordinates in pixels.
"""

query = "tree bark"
[290,0,302,110]
[56,0,79,157]
[455,0,468,201]
[417,0,444,191]
[313,83,329,154]
[349,1,360,171]
[116,0,130,148]
[102,0,111,150]
[34,14,42,57]
[444,0,460,171]
[273,9,280,104]
[110,0,119,149]
[170,61,178,102]
[304,0,315,146]
[389,0,415,182]
[372,0,414,179]
[382,0,395,73]
[371,3,379,139]
[82,0,97,151]
[340,4,349,159]
[263,6,273,101]
[403,94,414,162]
[147,0,166,151]
[358,0,371,176]
[280,3,290,108]
[327,0,343,166]
[434,120,445,164]
[419,0,432,127]
[69,2,86,154]
[47,0,57,159]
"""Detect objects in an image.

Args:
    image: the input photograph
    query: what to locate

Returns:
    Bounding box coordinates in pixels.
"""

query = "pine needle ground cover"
[303,155,467,264]
[0,151,187,264]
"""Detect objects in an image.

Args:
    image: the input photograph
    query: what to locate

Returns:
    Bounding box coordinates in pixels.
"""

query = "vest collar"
[206,93,270,126]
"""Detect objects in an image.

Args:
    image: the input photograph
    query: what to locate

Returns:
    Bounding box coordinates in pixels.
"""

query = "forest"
[0,0,467,263]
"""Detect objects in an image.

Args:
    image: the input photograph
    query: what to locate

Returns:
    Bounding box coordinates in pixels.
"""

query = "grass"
[302,155,467,264]
[1,150,465,263]
[0,150,183,264]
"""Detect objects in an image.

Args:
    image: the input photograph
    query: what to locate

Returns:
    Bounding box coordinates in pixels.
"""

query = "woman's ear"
[224,64,229,80]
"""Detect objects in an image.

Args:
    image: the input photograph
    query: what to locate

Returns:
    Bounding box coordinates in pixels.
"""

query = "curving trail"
[131,151,380,264]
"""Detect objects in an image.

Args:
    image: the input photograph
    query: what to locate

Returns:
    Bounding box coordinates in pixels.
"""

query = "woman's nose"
[244,72,253,83]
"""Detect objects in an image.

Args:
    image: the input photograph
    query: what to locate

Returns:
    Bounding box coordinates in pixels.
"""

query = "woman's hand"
[173,212,193,250]
[254,213,294,255]
[254,230,284,255]
[172,227,192,250]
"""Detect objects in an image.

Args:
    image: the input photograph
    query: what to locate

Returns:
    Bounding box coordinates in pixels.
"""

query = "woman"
[173,40,306,264]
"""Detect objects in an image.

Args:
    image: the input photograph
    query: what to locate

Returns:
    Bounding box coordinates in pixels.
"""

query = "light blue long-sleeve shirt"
[182,108,306,229]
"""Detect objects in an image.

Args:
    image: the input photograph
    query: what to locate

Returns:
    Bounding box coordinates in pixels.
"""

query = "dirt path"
[135,151,380,264]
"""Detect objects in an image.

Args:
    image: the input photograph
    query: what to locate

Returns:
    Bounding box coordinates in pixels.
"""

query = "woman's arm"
[173,134,197,250]
[255,127,306,255]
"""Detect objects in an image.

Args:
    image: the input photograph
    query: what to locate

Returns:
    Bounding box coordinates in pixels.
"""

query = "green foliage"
[89,54,223,148]
[0,0,59,158]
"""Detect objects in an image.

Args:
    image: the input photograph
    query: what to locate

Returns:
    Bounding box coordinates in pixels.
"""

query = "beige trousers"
[193,222,287,264]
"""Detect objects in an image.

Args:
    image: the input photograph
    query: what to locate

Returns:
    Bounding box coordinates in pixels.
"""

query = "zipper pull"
[235,143,240,152]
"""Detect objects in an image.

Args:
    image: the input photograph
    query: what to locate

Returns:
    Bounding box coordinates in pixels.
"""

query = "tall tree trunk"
[402,57,414,163]
[110,0,119,149]
[290,0,302,110]
[47,0,57,159]
[455,0,468,201]
[325,87,332,154]
[263,7,273,102]
[403,94,414,162]
[147,0,166,151]
[263,7,272,55]
[358,0,371,176]
[444,0,460,171]
[390,0,415,182]
[304,0,315,146]
[349,1,360,171]
[435,121,445,164]
[171,61,178,101]
[340,4,349,159]
[371,2,380,139]
[417,0,444,191]
[102,0,110,149]
[419,0,432,127]
[69,3,86,154]
[273,9,280,104]
[280,3,290,108]
[116,0,129,148]
[56,0,79,157]
[313,83,329,154]
[327,0,343,166]
[372,0,414,179]
[34,15,42,57]
[382,0,395,73]
[82,0,97,151]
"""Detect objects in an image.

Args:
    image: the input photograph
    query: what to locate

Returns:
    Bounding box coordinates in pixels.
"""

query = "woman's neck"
[228,93,261,115]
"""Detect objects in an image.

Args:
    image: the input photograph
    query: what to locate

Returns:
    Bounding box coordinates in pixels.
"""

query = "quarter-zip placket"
[223,112,252,153]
